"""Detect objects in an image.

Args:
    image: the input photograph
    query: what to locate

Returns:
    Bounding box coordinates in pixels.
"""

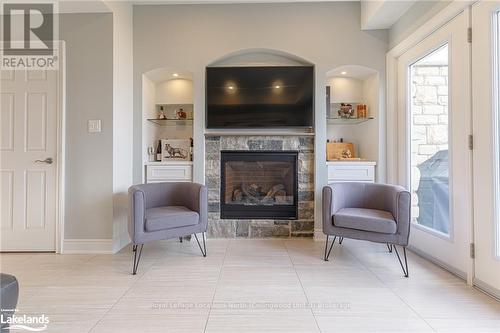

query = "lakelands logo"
[0,313,49,331]
[1,1,59,70]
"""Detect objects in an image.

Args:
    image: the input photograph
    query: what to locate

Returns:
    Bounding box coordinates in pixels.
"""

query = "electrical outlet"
[88,119,101,133]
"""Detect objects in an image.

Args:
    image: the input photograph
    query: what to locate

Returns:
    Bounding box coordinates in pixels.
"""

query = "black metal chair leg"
[194,232,207,257]
[387,244,393,253]
[132,244,144,275]
[323,235,336,261]
[393,245,409,277]
[339,237,344,244]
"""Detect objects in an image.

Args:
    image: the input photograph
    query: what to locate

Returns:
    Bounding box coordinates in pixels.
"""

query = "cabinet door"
[327,164,375,183]
[146,165,192,182]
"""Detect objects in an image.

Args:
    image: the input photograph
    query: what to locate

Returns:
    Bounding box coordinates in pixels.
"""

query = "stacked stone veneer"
[410,64,448,218]
[205,135,314,238]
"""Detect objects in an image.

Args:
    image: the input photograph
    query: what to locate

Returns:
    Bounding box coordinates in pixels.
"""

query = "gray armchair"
[323,182,411,277]
[1,274,19,333]
[128,182,208,274]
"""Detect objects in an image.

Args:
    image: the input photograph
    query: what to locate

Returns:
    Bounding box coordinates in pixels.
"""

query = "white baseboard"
[113,232,131,253]
[314,229,326,241]
[62,239,114,254]
[473,278,500,301]
[407,245,467,280]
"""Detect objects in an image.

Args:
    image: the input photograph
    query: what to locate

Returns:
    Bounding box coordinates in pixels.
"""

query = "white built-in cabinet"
[327,161,376,183]
[145,162,193,183]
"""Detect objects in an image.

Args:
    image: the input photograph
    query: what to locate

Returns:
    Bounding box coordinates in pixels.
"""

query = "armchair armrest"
[180,183,208,229]
[390,186,411,243]
[128,186,146,244]
[322,184,348,233]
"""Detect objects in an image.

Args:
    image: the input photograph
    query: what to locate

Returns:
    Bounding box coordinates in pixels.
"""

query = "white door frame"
[1,41,65,253]
[55,41,66,254]
[386,1,475,284]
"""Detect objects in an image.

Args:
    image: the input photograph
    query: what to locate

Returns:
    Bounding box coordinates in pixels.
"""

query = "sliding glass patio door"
[471,0,500,294]
[396,10,472,275]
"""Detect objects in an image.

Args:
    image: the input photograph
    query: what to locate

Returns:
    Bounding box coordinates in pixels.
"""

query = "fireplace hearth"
[205,135,314,238]
[220,151,298,219]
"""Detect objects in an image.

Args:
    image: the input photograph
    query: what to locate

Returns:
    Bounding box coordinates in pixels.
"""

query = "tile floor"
[1,239,500,332]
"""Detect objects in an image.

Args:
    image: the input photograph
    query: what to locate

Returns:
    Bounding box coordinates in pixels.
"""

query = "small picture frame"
[161,139,191,161]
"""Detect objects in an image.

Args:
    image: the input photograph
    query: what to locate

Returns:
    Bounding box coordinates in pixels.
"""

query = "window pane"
[409,44,450,235]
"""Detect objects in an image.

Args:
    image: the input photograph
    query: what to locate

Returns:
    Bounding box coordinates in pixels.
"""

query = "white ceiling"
[59,1,111,13]
[132,0,352,4]
[58,0,415,30]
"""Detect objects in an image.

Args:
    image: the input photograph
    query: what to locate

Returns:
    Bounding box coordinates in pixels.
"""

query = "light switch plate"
[88,119,101,133]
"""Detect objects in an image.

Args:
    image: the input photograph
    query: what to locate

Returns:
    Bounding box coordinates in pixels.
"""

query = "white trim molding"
[62,239,114,254]
[56,41,66,254]
[473,278,500,301]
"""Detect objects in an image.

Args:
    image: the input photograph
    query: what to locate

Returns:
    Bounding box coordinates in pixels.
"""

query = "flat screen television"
[206,66,314,128]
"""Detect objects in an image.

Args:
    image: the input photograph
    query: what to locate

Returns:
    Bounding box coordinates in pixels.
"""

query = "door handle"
[35,157,53,164]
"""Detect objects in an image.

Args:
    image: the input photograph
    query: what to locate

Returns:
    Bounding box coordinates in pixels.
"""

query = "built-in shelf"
[144,161,193,166]
[327,117,374,125]
[147,118,193,126]
[204,129,315,137]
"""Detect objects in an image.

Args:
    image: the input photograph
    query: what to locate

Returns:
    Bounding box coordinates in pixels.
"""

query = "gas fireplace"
[220,151,298,219]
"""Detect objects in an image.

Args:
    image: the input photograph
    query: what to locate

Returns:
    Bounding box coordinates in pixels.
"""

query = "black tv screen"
[206,66,314,128]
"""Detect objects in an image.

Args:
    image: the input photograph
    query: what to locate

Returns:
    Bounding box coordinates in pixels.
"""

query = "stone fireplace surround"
[205,135,314,238]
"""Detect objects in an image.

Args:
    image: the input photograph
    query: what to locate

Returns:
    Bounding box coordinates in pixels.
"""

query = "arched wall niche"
[325,64,382,176]
[141,67,194,171]
[209,48,313,67]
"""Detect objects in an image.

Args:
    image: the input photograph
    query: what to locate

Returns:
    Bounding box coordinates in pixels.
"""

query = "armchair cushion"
[333,208,397,234]
[145,206,199,232]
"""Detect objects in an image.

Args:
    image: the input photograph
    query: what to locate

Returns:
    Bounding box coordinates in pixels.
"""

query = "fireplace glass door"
[220,151,298,219]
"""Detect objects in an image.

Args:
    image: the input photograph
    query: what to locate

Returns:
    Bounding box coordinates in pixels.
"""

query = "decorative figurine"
[338,103,354,118]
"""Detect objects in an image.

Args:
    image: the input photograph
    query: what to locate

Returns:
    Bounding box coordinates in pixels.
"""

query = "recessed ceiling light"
[228,86,234,90]
[172,73,179,77]
[275,85,281,89]
[341,71,347,75]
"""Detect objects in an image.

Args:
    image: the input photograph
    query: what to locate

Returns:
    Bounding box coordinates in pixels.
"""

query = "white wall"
[106,1,134,252]
[60,13,114,240]
[156,79,193,104]
[133,2,388,237]
[329,77,364,103]
[361,74,381,163]
[142,75,158,166]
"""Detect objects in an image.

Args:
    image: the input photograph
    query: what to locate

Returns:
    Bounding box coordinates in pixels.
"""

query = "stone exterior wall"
[205,135,314,238]
[410,64,448,218]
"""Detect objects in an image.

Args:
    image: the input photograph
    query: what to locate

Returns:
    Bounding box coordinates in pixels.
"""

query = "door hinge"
[470,243,475,259]
[467,27,472,43]
[468,134,473,150]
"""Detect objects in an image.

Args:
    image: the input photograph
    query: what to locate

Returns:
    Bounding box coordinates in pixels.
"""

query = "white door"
[471,0,500,294]
[397,11,471,275]
[1,69,59,251]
